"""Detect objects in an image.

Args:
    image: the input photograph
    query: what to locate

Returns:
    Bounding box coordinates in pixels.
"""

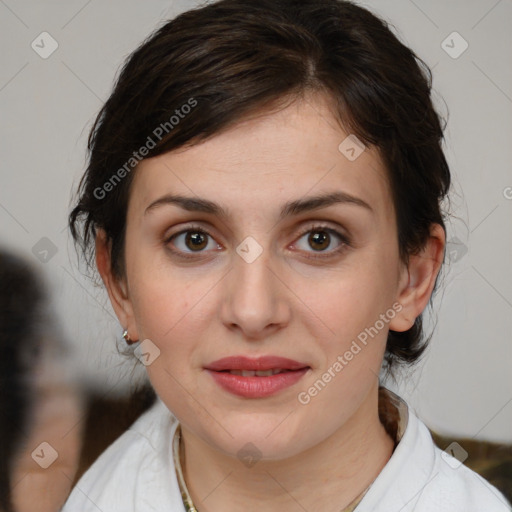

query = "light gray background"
[1,0,511,442]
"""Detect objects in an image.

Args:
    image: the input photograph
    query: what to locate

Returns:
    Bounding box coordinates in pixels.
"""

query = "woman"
[63,0,511,510]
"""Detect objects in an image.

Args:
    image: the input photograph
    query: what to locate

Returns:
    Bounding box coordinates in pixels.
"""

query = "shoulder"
[360,391,511,512]
[61,397,184,512]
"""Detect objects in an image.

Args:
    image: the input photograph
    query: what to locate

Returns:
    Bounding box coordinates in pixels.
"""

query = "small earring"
[122,329,136,345]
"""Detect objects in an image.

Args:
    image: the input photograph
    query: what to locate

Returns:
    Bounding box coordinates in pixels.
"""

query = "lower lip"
[206,369,309,398]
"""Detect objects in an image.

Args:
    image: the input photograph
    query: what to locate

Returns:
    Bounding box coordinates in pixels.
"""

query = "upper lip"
[205,356,309,372]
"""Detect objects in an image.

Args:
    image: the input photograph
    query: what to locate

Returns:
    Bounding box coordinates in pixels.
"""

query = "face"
[105,93,429,460]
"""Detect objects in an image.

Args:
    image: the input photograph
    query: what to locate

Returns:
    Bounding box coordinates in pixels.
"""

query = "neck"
[180,385,394,512]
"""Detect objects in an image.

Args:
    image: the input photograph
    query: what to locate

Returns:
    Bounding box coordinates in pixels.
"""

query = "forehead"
[129,94,394,222]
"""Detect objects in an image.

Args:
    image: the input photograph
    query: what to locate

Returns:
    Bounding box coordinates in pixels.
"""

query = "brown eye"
[166,228,218,257]
[308,230,331,251]
[185,231,208,251]
[294,225,350,260]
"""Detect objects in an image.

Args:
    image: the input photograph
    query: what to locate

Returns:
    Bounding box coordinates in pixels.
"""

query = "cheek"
[300,264,391,336]
[128,258,217,373]
[126,242,190,334]
[131,276,196,341]
[297,250,397,373]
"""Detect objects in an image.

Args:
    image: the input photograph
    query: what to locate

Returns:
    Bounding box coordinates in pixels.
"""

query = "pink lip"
[205,356,308,372]
[204,356,310,398]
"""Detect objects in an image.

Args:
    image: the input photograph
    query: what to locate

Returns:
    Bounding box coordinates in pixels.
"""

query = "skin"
[96,92,445,511]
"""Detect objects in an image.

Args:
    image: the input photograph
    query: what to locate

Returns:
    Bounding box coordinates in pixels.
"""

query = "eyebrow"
[144,191,373,219]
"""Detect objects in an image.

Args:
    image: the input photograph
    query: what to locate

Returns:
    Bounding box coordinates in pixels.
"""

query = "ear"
[95,229,139,342]
[389,223,446,332]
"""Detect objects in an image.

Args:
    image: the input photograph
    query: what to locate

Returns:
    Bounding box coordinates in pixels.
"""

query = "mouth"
[220,368,297,377]
[204,356,310,398]
[205,355,308,372]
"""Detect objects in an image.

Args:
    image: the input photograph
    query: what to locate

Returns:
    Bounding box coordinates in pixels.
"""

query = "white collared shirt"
[61,391,511,511]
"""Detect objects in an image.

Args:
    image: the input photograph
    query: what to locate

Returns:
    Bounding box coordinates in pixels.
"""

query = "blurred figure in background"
[0,247,84,512]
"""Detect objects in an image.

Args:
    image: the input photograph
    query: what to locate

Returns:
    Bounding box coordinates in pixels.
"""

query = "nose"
[219,244,291,341]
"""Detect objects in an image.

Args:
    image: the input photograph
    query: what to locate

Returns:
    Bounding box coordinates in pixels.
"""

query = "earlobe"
[389,224,446,333]
[95,230,138,340]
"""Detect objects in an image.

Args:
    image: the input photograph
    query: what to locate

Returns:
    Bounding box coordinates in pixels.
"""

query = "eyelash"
[164,223,351,261]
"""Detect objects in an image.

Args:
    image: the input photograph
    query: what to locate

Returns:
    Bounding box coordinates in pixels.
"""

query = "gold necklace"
[173,424,198,512]
[172,425,371,512]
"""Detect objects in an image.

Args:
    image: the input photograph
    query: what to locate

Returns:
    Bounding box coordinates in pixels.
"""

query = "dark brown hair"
[68,0,451,371]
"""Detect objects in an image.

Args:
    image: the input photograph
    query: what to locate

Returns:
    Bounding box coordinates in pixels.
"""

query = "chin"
[199,414,311,461]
